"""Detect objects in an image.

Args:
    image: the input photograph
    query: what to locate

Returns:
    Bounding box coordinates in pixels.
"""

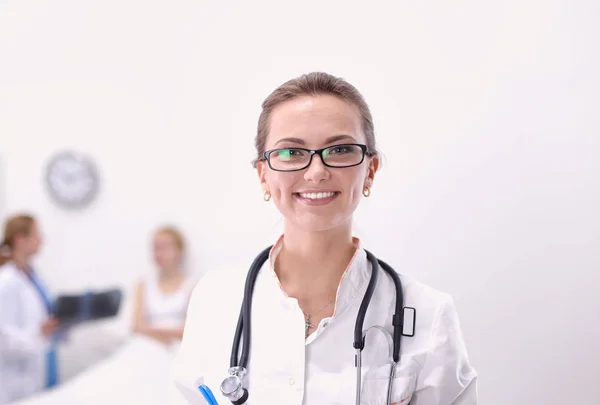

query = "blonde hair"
[154,226,185,252]
[0,214,36,266]
[253,72,378,166]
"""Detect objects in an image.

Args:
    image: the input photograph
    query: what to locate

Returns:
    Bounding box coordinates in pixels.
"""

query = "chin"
[288,213,352,233]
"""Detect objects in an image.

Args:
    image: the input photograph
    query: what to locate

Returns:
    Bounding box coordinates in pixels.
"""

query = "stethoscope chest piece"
[220,366,248,404]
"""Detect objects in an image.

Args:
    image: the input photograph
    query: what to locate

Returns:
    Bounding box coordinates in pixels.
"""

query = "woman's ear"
[366,154,380,185]
[256,161,269,193]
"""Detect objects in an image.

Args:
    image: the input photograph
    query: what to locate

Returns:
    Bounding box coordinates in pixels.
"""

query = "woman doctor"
[171,72,478,405]
[0,214,59,405]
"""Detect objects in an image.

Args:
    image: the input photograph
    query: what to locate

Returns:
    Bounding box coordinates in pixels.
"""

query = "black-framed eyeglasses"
[260,143,373,172]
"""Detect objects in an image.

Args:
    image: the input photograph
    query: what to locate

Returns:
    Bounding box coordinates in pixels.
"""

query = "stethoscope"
[212,245,416,405]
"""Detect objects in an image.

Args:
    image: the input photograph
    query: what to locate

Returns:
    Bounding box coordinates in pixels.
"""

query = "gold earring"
[363,187,371,197]
[264,191,271,201]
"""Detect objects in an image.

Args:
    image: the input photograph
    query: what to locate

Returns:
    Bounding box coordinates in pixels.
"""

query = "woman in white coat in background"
[172,72,478,404]
[0,214,59,405]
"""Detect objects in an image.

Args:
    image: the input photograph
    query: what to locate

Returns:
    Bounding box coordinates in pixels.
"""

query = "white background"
[1,0,599,404]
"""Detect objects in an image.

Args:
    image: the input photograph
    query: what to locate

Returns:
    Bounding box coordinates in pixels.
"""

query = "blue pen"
[198,384,219,405]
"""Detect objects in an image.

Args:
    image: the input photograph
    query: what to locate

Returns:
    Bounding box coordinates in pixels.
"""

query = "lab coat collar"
[2,261,28,282]
[267,235,371,321]
[2,262,53,316]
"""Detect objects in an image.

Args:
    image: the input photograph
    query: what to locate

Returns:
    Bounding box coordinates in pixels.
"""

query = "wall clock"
[44,150,100,209]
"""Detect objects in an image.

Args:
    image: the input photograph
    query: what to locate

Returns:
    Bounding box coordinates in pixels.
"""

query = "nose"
[303,153,330,183]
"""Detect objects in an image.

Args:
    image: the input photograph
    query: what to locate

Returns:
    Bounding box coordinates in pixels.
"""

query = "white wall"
[1,0,599,404]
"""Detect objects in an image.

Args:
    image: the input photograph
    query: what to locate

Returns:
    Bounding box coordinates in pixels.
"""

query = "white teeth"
[298,192,336,200]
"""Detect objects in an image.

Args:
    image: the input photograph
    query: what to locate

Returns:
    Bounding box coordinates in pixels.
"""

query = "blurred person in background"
[0,214,60,404]
[132,226,194,346]
[0,226,196,405]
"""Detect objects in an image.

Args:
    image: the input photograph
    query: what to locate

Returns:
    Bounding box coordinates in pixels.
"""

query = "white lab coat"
[0,262,51,405]
[171,237,478,405]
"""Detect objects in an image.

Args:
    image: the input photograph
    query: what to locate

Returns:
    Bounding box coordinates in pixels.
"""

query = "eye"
[275,148,305,161]
[327,145,355,155]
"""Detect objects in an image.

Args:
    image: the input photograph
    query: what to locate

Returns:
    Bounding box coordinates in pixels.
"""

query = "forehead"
[266,94,365,149]
[153,232,175,245]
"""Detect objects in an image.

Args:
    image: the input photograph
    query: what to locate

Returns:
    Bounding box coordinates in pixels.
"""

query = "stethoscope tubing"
[230,245,272,369]
[227,246,405,405]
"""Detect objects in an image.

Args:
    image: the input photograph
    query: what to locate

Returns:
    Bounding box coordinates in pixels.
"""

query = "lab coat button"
[288,378,296,385]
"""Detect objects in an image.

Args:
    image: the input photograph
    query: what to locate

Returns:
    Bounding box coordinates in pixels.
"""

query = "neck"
[275,221,356,301]
[12,251,30,272]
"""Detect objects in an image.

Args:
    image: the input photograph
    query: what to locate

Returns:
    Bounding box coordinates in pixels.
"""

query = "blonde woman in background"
[132,226,194,346]
[0,214,59,405]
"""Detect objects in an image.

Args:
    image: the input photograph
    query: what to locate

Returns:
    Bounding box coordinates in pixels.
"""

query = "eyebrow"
[274,134,357,147]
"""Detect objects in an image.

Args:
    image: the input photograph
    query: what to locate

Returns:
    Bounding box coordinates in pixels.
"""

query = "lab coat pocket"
[360,365,417,405]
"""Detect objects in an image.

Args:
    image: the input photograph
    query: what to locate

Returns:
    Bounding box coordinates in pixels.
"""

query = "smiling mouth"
[294,191,339,200]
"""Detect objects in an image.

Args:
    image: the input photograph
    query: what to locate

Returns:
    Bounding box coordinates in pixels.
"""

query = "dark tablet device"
[54,288,123,324]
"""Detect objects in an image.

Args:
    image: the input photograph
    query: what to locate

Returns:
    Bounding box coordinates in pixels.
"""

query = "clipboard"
[174,378,211,405]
